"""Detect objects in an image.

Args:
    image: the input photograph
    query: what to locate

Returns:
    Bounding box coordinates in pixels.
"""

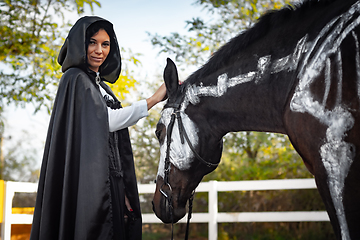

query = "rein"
[160,102,219,239]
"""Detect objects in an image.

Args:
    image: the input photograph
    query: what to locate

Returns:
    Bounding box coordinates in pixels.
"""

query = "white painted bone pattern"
[290,2,360,239]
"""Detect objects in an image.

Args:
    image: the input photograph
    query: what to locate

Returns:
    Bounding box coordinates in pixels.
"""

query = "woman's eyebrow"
[89,38,110,43]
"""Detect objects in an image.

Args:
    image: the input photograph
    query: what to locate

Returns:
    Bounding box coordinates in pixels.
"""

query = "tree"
[0,0,143,182]
[206,131,312,182]
[128,78,164,184]
[0,0,102,182]
[0,0,141,109]
[2,130,39,182]
[108,47,140,100]
[149,0,291,67]
[0,0,103,111]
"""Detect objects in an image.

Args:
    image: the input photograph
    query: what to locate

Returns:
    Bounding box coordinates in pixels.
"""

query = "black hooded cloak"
[30,16,142,240]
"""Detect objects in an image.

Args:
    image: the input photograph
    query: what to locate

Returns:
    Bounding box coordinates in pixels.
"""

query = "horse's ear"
[163,58,179,99]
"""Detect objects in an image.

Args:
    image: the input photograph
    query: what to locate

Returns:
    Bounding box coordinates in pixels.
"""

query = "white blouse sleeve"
[99,85,148,132]
[107,100,148,132]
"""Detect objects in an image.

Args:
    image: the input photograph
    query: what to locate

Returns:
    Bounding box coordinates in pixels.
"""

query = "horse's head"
[152,59,223,223]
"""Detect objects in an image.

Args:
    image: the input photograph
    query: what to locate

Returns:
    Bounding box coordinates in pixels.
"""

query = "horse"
[152,0,360,239]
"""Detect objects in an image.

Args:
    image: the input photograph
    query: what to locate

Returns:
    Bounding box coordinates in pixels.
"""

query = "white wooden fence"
[1,181,38,240]
[1,179,329,240]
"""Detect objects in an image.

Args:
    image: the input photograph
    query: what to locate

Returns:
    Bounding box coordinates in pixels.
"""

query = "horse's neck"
[183,73,289,137]
[182,36,310,137]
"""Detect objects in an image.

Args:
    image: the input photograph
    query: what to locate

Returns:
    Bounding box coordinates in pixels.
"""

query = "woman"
[30,16,166,240]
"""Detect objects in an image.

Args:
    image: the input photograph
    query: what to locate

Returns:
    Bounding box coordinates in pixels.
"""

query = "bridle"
[159,100,219,240]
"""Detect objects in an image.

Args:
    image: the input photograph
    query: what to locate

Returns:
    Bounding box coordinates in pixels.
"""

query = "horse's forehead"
[156,107,200,178]
[159,108,173,124]
[159,107,198,137]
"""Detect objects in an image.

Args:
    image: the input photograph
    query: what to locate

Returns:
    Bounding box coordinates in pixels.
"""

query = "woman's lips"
[90,56,103,62]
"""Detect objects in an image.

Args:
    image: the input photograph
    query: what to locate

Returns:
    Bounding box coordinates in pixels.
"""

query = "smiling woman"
[29,16,167,240]
[86,29,110,72]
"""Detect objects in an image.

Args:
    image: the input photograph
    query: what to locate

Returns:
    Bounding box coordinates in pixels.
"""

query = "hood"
[58,16,121,83]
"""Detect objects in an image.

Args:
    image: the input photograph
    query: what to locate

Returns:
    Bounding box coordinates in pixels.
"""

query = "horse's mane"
[187,0,347,82]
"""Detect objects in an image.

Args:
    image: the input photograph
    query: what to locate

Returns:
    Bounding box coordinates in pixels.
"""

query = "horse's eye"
[155,123,165,144]
[155,129,161,139]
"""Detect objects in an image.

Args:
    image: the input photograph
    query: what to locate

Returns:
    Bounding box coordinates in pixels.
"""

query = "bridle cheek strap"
[160,107,219,240]
[164,113,176,185]
[175,111,219,168]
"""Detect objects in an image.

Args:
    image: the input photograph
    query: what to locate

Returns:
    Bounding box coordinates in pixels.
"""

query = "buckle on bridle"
[160,182,172,199]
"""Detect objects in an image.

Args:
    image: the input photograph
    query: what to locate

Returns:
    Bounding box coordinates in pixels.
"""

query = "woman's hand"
[146,83,168,110]
[125,194,132,212]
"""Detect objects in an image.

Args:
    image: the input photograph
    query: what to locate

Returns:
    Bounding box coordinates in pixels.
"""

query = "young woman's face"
[87,29,110,72]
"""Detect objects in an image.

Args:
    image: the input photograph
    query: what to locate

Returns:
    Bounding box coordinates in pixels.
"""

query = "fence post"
[208,180,218,240]
[1,181,14,240]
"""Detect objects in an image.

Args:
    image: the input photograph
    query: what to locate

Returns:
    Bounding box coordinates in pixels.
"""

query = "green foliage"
[217,222,335,240]
[130,80,163,184]
[205,132,313,182]
[0,0,107,183]
[75,0,100,13]
[107,47,140,100]
[1,131,39,182]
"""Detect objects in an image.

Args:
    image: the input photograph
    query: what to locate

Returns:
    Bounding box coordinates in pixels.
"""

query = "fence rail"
[0,179,329,240]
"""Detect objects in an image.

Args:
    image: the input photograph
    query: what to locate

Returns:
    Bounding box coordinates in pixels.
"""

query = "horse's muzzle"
[152,191,186,224]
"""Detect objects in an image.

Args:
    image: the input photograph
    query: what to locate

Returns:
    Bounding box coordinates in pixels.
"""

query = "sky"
[2,0,212,170]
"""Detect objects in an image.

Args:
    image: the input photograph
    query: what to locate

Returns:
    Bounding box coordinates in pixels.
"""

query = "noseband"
[160,101,219,240]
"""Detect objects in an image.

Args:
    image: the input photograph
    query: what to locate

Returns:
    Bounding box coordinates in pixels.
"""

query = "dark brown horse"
[152,0,360,239]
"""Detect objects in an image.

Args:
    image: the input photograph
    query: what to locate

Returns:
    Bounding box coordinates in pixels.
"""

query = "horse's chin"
[172,207,187,223]
[152,194,187,224]
[156,207,186,224]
